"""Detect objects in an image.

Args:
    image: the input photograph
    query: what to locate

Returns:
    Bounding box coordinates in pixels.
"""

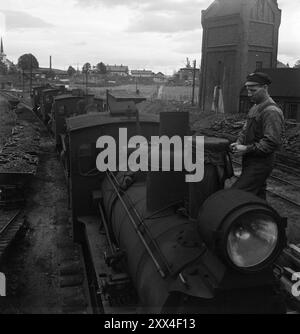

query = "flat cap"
[245,72,272,86]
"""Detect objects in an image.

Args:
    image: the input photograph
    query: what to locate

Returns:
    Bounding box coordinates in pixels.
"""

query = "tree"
[82,62,91,73]
[0,61,8,75]
[67,65,76,77]
[294,60,300,68]
[8,63,18,75]
[17,53,39,71]
[96,62,107,74]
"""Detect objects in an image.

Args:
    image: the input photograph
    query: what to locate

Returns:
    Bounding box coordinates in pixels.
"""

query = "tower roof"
[203,0,280,19]
[204,0,243,18]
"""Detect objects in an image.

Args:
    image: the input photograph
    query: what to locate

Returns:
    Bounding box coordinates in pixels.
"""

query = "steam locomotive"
[33,86,287,314]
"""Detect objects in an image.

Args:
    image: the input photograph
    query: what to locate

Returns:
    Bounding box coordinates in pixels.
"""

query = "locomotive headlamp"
[197,190,286,272]
[226,212,278,268]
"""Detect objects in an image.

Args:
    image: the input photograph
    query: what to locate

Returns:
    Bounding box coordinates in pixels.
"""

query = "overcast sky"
[0,0,299,74]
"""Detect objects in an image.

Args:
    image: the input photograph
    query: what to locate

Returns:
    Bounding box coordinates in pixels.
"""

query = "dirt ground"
[0,104,90,314]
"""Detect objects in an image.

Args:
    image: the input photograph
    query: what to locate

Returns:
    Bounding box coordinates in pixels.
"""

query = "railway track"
[231,159,300,312]
[275,244,300,313]
[0,90,32,111]
[0,91,34,262]
[275,161,300,178]
[0,209,23,262]
[231,159,300,209]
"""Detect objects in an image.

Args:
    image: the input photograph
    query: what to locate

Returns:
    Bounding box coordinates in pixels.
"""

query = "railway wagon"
[62,108,287,314]
[31,84,52,112]
[51,92,105,181]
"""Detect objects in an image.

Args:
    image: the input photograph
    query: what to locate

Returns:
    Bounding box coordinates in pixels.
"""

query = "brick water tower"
[199,0,281,114]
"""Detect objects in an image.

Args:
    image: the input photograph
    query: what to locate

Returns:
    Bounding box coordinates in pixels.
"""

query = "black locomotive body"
[58,107,287,314]
[28,85,287,313]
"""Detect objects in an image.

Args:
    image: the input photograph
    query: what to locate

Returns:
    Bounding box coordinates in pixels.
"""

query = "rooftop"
[204,0,243,18]
[241,68,300,98]
[106,65,129,72]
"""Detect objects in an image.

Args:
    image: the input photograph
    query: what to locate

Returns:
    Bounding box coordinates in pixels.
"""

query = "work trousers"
[232,154,274,200]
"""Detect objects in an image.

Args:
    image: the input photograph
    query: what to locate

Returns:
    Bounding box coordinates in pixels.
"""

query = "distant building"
[106,65,129,77]
[178,67,200,82]
[199,0,281,114]
[0,37,14,70]
[23,67,68,80]
[154,72,167,83]
[131,69,154,78]
[44,67,68,79]
[277,60,289,68]
[240,68,300,122]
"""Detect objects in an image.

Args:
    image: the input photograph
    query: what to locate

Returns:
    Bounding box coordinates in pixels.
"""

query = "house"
[178,67,200,82]
[131,70,154,78]
[22,67,68,81]
[154,72,167,83]
[106,65,129,77]
[39,67,68,79]
[240,68,300,122]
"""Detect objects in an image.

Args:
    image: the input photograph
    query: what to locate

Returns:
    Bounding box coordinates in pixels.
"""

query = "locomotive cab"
[40,88,61,123]
[31,84,52,112]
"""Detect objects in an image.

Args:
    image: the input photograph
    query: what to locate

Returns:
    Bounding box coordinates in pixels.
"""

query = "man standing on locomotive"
[230,72,284,200]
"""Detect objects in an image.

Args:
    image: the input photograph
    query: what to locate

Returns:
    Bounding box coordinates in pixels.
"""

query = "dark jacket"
[237,97,284,157]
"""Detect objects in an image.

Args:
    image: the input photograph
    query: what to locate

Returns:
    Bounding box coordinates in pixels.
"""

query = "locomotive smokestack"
[146,112,190,212]
[159,112,189,138]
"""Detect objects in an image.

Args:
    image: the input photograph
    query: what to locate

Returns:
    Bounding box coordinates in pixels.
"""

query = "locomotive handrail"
[97,201,116,255]
[106,171,172,278]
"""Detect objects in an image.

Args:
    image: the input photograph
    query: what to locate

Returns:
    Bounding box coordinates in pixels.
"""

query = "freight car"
[32,84,51,112]
[61,108,287,314]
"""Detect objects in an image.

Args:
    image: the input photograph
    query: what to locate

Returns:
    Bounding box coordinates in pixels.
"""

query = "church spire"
[0,37,3,54]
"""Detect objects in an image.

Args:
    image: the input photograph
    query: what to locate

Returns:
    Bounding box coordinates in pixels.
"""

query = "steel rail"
[232,159,300,191]
[0,210,22,236]
[231,163,300,209]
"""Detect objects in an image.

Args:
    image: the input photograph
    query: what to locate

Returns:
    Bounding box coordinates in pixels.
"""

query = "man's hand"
[230,143,248,156]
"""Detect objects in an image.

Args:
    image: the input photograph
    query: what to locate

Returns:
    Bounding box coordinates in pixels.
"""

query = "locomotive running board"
[79,216,138,314]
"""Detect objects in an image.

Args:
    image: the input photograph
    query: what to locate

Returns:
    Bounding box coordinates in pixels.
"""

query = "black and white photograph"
[0,0,299,318]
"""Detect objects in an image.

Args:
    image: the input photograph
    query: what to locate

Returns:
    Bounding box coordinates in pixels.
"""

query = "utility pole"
[135,76,138,93]
[29,54,33,96]
[191,60,196,106]
[85,70,88,95]
[22,69,24,96]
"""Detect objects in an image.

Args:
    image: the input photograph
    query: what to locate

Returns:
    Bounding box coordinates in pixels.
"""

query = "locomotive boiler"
[64,109,287,314]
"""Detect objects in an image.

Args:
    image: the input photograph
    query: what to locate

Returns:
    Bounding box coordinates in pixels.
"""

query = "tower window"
[256,61,263,70]
[289,104,298,120]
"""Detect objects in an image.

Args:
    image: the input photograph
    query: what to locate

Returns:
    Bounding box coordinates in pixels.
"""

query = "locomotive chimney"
[159,111,189,138]
[146,111,189,212]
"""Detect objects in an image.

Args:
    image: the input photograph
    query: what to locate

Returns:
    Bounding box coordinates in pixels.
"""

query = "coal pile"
[282,123,300,159]
[209,118,245,137]
[194,115,246,142]
[0,122,40,174]
[203,116,300,160]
